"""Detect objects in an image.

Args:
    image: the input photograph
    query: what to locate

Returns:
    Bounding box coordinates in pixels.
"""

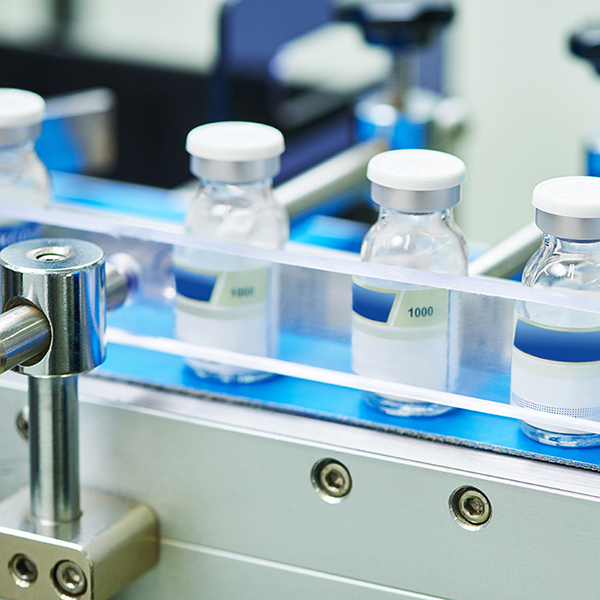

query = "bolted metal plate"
[3,375,600,599]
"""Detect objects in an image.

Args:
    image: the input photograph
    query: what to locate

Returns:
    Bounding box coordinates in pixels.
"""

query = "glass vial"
[511,176,600,447]
[352,149,468,416]
[174,121,289,383]
[0,88,49,247]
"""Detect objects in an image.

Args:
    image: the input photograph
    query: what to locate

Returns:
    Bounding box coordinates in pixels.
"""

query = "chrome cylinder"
[29,376,80,523]
[0,304,50,374]
[0,238,106,377]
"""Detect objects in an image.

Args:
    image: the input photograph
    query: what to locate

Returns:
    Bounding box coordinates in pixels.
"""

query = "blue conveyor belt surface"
[103,302,600,472]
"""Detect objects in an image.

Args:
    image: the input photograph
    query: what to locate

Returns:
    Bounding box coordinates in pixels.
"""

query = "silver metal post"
[29,376,80,523]
[387,52,413,111]
[0,240,158,600]
[0,241,138,525]
[468,222,542,279]
[105,253,140,312]
[275,139,386,218]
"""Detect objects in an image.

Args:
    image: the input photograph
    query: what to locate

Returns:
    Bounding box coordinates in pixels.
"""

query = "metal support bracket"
[0,238,158,600]
[0,489,158,600]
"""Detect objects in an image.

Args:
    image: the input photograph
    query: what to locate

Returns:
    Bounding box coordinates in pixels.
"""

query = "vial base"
[186,358,275,385]
[519,420,600,448]
[364,392,453,417]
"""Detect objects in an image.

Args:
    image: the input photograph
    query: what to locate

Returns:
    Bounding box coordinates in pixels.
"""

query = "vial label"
[173,257,277,359]
[511,315,600,433]
[0,221,42,249]
[351,278,449,390]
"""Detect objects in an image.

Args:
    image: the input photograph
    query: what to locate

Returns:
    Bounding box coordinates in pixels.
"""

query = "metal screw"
[53,561,87,597]
[16,406,28,440]
[9,554,38,588]
[311,459,352,503]
[450,486,492,529]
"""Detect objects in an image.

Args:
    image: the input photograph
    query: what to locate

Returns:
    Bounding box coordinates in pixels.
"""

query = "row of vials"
[2,88,600,450]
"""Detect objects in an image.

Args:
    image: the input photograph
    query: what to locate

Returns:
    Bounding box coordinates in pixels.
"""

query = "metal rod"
[387,52,414,111]
[275,139,387,218]
[105,254,140,313]
[29,376,80,524]
[0,305,50,375]
[468,222,542,279]
[105,262,129,312]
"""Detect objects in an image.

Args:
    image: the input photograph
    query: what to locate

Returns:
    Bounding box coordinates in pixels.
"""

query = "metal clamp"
[0,238,158,600]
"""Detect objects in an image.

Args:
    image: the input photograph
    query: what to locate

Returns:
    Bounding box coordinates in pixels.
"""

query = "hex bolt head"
[311,458,352,503]
[450,486,492,530]
[9,554,38,588]
[53,561,87,597]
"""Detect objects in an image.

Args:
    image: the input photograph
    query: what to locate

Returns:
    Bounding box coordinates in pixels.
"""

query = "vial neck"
[0,124,40,148]
[198,177,274,203]
[380,206,454,225]
[544,234,600,254]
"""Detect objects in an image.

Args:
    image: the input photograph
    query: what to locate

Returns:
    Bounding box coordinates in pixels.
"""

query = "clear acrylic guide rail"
[4,201,600,439]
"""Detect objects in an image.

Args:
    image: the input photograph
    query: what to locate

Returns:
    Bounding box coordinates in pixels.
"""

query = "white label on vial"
[351,278,449,391]
[511,314,600,433]
[174,256,276,359]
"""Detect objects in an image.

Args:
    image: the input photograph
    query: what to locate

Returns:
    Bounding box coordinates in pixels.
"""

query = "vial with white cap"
[0,88,49,246]
[174,121,289,383]
[352,149,468,416]
[511,176,600,447]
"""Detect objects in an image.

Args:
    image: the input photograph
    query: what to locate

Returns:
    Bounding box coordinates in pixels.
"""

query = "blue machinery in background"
[339,0,454,149]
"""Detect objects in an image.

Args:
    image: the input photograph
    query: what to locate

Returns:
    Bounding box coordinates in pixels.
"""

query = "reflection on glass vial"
[511,176,600,447]
[352,149,468,417]
[174,122,288,383]
[0,89,49,248]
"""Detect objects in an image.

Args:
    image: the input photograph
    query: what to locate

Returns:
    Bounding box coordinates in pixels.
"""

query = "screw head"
[53,561,87,597]
[450,486,492,530]
[9,554,38,588]
[311,458,352,503]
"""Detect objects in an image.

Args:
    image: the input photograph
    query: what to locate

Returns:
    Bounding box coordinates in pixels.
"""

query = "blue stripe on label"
[174,266,218,302]
[352,283,396,323]
[514,319,600,363]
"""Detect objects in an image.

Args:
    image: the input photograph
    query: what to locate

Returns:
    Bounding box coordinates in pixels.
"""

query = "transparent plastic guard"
[5,202,600,438]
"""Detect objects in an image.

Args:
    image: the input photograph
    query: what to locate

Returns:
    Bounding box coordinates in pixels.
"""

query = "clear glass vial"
[174,121,289,383]
[0,88,49,247]
[352,149,468,417]
[511,176,600,447]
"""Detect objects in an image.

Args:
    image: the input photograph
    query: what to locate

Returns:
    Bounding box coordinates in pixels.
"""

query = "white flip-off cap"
[367,149,466,191]
[533,176,600,218]
[186,121,285,161]
[0,89,45,129]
